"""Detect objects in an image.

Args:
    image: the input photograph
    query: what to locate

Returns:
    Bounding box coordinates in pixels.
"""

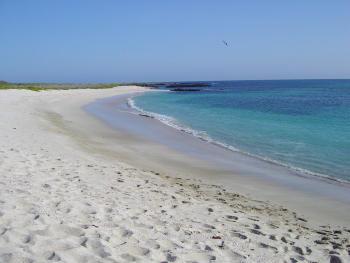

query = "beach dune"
[0,86,349,263]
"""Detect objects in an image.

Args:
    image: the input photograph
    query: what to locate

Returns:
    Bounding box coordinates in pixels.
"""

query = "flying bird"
[222,40,228,47]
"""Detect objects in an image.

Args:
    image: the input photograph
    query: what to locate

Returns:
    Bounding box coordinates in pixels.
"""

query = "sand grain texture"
[0,87,349,263]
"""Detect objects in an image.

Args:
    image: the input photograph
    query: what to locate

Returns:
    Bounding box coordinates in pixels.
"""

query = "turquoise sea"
[131,80,350,182]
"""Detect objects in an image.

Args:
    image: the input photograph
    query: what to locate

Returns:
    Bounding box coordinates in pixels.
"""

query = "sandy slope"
[0,87,349,263]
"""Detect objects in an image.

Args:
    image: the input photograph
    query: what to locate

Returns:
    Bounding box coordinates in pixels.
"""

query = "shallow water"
[132,80,350,182]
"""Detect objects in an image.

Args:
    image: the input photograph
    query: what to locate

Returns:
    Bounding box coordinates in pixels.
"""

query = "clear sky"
[1,0,350,83]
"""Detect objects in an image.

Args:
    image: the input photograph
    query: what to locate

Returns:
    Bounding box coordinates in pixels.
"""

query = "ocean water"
[131,80,350,182]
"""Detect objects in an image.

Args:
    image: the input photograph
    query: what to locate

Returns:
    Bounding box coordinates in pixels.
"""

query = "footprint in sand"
[259,242,278,253]
[230,231,248,240]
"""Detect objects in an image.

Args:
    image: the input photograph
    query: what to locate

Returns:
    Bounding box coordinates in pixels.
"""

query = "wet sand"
[0,86,349,262]
[85,92,350,227]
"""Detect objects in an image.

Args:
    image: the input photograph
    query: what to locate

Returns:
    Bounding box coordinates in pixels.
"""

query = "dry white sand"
[0,86,349,263]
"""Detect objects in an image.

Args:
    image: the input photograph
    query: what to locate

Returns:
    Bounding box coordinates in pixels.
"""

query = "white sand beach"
[0,86,349,263]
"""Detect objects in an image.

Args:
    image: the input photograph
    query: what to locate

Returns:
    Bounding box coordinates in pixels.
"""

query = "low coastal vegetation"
[0,80,211,92]
[0,81,121,91]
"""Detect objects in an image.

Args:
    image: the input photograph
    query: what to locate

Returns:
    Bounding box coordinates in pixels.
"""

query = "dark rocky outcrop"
[134,82,211,90]
[170,88,201,92]
[166,82,211,88]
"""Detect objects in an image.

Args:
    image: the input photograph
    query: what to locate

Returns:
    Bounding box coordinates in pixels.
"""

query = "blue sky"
[1,0,349,82]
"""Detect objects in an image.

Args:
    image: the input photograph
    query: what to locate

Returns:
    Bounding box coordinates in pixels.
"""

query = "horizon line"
[2,77,350,85]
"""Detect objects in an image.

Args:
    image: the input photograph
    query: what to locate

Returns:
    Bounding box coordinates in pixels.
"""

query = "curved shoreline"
[127,94,350,187]
[1,87,350,262]
[84,91,350,227]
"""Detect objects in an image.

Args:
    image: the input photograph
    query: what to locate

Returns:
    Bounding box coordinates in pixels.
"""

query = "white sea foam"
[127,96,350,185]
[127,97,214,143]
